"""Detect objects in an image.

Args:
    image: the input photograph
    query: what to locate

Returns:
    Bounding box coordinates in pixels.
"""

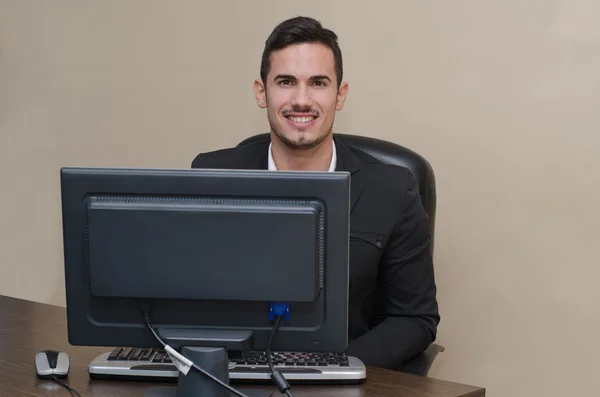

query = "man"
[191,16,439,370]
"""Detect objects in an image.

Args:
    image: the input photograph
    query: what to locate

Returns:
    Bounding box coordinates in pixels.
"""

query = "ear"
[335,81,349,111]
[254,79,267,109]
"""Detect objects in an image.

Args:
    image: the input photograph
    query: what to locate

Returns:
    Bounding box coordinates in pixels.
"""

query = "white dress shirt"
[268,141,337,172]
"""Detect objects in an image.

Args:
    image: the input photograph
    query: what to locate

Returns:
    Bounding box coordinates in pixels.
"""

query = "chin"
[276,130,328,151]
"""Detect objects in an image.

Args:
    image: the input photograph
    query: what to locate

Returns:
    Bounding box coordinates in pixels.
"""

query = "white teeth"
[288,116,315,123]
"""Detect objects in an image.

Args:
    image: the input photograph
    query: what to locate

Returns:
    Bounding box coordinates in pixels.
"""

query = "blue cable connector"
[268,302,290,321]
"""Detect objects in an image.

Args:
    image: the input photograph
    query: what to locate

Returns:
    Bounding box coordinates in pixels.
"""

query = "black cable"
[52,376,82,397]
[266,315,294,397]
[142,311,251,397]
[266,315,282,372]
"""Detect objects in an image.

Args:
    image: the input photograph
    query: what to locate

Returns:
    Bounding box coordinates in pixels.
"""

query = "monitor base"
[144,345,265,397]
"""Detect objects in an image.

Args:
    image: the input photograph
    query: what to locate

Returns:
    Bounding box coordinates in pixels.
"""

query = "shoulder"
[190,141,268,169]
[347,146,420,229]
[351,148,416,193]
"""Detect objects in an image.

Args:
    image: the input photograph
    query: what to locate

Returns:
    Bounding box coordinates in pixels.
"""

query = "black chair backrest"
[237,133,436,252]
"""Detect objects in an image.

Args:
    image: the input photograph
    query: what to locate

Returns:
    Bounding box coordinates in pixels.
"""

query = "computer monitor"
[60,166,350,397]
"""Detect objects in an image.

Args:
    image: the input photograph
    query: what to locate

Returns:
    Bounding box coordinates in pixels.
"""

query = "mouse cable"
[52,375,82,397]
[141,306,251,397]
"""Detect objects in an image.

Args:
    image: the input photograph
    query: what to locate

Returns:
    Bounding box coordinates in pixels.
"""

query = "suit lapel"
[334,136,364,214]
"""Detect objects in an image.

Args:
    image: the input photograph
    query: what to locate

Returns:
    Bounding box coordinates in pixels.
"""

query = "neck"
[271,134,334,171]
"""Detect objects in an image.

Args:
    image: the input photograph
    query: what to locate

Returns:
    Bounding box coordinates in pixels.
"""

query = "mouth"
[284,114,319,129]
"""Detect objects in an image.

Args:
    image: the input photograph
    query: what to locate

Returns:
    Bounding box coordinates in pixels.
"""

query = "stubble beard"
[270,116,334,151]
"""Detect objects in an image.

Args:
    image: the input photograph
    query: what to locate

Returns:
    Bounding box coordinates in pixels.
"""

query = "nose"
[290,84,312,108]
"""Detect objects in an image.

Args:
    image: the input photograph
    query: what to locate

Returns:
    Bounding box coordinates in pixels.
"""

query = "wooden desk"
[0,295,485,397]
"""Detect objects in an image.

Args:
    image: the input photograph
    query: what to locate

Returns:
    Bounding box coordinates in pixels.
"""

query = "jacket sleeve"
[346,169,440,369]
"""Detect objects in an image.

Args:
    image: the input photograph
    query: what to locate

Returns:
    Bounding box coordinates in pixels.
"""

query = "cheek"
[314,93,338,114]
[267,91,291,112]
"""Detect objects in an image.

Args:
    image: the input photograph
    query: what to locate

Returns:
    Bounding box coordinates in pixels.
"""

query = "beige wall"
[2,1,599,396]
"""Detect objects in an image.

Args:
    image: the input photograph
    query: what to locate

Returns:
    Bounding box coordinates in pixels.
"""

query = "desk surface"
[0,295,485,397]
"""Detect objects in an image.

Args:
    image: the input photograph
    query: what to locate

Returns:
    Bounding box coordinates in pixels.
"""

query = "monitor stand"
[143,328,269,397]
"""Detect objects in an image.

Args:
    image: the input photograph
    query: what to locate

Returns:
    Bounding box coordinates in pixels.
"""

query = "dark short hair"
[260,16,343,87]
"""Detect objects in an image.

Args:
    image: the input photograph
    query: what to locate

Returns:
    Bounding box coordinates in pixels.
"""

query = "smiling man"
[191,16,440,371]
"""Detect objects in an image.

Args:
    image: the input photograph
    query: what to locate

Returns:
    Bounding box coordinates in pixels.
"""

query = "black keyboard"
[89,347,366,384]
[232,351,349,367]
[107,347,350,367]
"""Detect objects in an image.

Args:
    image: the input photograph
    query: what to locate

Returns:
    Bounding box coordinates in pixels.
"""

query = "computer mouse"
[34,350,70,379]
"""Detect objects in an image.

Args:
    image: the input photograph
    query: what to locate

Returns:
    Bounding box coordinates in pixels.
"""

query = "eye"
[279,80,292,86]
[313,81,326,87]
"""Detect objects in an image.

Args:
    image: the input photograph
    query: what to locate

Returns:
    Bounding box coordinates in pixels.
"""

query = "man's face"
[254,43,348,150]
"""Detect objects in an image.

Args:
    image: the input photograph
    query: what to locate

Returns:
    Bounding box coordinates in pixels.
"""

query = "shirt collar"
[268,140,337,172]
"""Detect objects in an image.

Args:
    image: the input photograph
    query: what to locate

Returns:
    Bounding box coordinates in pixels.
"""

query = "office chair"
[237,133,444,377]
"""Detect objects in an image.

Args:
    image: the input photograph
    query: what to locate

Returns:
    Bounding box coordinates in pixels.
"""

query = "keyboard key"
[140,349,154,361]
[117,348,133,360]
[107,348,121,361]
[129,349,144,360]
[153,352,166,363]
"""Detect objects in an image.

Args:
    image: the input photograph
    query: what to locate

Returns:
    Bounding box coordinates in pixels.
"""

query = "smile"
[285,115,317,123]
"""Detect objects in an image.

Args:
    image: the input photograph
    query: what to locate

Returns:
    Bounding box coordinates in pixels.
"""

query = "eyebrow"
[274,74,297,81]
[273,74,332,82]
[310,75,332,82]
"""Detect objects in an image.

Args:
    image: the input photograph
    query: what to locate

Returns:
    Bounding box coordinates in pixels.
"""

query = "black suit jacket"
[191,136,440,370]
